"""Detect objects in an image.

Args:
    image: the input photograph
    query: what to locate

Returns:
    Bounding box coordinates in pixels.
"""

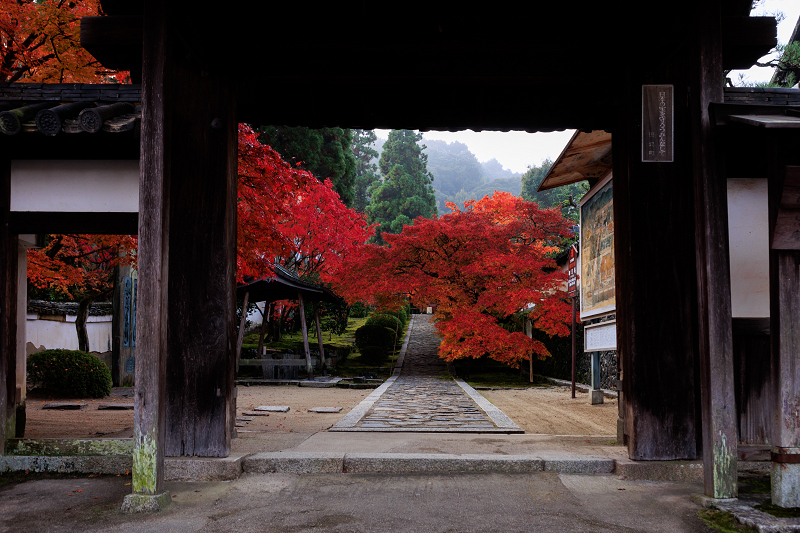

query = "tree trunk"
[76,289,111,352]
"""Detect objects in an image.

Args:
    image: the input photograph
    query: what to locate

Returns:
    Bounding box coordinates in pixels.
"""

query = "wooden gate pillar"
[691,0,737,499]
[127,0,237,510]
[0,157,19,454]
[769,163,800,508]
[613,75,700,462]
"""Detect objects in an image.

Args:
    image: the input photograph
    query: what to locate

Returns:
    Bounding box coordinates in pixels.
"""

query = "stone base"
[590,389,604,405]
[772,462,800,508]
[121,491,171,513]
[690,493,738,508]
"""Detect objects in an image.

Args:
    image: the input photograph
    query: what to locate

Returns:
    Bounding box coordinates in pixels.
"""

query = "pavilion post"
[313,303,325,375]
[236,291,250,371]
[298,292,313,380]
[692,0,737,499]
[257,303,269,358]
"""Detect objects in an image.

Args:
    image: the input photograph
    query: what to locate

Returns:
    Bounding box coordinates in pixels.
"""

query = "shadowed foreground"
[0,471,714,532]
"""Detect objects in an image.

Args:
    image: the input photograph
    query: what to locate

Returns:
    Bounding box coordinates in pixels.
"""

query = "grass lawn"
[451,357,552,389]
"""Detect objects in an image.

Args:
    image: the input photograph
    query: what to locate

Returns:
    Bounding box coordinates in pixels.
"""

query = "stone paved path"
[351,315,512,431]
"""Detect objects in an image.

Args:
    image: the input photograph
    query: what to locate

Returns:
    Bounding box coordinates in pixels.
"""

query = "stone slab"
[235,422,246,427]
[308,407,342,413]
[616,459,703,482]
[97,403,134,410]
[343,453,544,474]
[242,411,270,416]
[42,402,86,410]
[543,457,616,474]
[5,438,133,457]
[0,455,131,474]
[236,416,255,421]
[254,405,290,412]
[164,452,248,482]
[299,380,337,388]
[243,452,344,475]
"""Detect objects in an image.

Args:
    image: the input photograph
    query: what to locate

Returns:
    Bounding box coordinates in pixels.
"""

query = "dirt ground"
[23,383,617,440]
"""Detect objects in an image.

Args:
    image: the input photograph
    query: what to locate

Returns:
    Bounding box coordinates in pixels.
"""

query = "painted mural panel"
[580,178,615,318]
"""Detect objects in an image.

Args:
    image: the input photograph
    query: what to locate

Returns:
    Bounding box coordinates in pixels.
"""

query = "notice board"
[580,174,615,319]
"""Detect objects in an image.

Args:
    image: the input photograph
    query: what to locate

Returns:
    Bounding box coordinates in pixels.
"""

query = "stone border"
[393,314,415,374]
[329,375,400,430]
[241,452,616,475]
[454,378,523,432]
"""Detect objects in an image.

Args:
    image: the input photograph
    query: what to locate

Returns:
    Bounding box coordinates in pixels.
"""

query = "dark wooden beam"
[692,0,737,499]
[8,212,137,235]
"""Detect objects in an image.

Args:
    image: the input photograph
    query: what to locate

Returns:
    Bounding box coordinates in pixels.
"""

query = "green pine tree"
[352,129,380,213]
[367,129,437,244]
[258,126,357,206]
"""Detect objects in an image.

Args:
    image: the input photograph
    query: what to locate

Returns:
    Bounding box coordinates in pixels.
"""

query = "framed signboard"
[579,173,615,319]
[642,85,674,162]
[584,320,617,351]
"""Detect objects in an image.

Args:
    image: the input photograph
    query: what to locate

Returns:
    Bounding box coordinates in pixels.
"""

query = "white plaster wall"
[10,160,139,213]
[26,314,113,354]
[727,178,770,318]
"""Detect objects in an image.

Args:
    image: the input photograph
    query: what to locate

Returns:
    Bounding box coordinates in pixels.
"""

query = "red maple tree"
[28,234,137,351]
[326,192,573,367]
[237,123,373,282]
[0,0,125,83]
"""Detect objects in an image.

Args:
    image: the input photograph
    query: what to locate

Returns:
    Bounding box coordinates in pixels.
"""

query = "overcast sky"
[377,1,798,176]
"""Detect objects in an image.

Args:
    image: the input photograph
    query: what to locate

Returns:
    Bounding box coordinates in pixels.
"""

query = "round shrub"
[354,324,396,351]
[27,349,112,398]
[365,313,401,332]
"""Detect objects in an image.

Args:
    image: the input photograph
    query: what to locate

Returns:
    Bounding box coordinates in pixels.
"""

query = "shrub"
[354,324,396,351]
[358,345,389,363]
[365,313,401,332]
[27,349,112,398]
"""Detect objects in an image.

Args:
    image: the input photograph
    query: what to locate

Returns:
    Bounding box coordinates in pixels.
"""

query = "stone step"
[242,452,616,475]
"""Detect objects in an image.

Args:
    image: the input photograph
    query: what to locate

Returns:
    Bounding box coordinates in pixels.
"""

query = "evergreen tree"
[351,129,380,213]
[367,129,437,244]
[258,126,357,206]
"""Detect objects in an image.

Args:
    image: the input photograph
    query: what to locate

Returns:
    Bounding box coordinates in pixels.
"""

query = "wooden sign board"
[642,85,674,162]
[584,320,617,351]
[567,245,578,297]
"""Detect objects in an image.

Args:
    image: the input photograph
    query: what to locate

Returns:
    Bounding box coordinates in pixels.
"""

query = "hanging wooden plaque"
[642,85,674,162]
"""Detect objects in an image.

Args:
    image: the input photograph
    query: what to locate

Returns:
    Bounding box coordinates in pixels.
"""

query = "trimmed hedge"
[365,313,401,332]
[354,324,397,351]
[27,349,112,398]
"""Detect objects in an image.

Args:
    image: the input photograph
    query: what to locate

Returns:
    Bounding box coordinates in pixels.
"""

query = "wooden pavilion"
[1,0,798,510]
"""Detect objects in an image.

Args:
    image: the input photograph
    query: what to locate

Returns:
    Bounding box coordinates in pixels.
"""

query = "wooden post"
[692,0,737,499]
[571,297,576,399]
[298,292,313,380]
[769,164,800,507]
[0,157,18,454]
[313,303,326,375]
[235,291,250,371]
[613,62,701,461]
[257,303,269,358]
[126,0,170,507]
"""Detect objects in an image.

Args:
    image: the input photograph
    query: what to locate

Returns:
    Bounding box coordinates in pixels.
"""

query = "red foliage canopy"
[237,124,373,282]
[326,192,573,366]
[0,0,125,83]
